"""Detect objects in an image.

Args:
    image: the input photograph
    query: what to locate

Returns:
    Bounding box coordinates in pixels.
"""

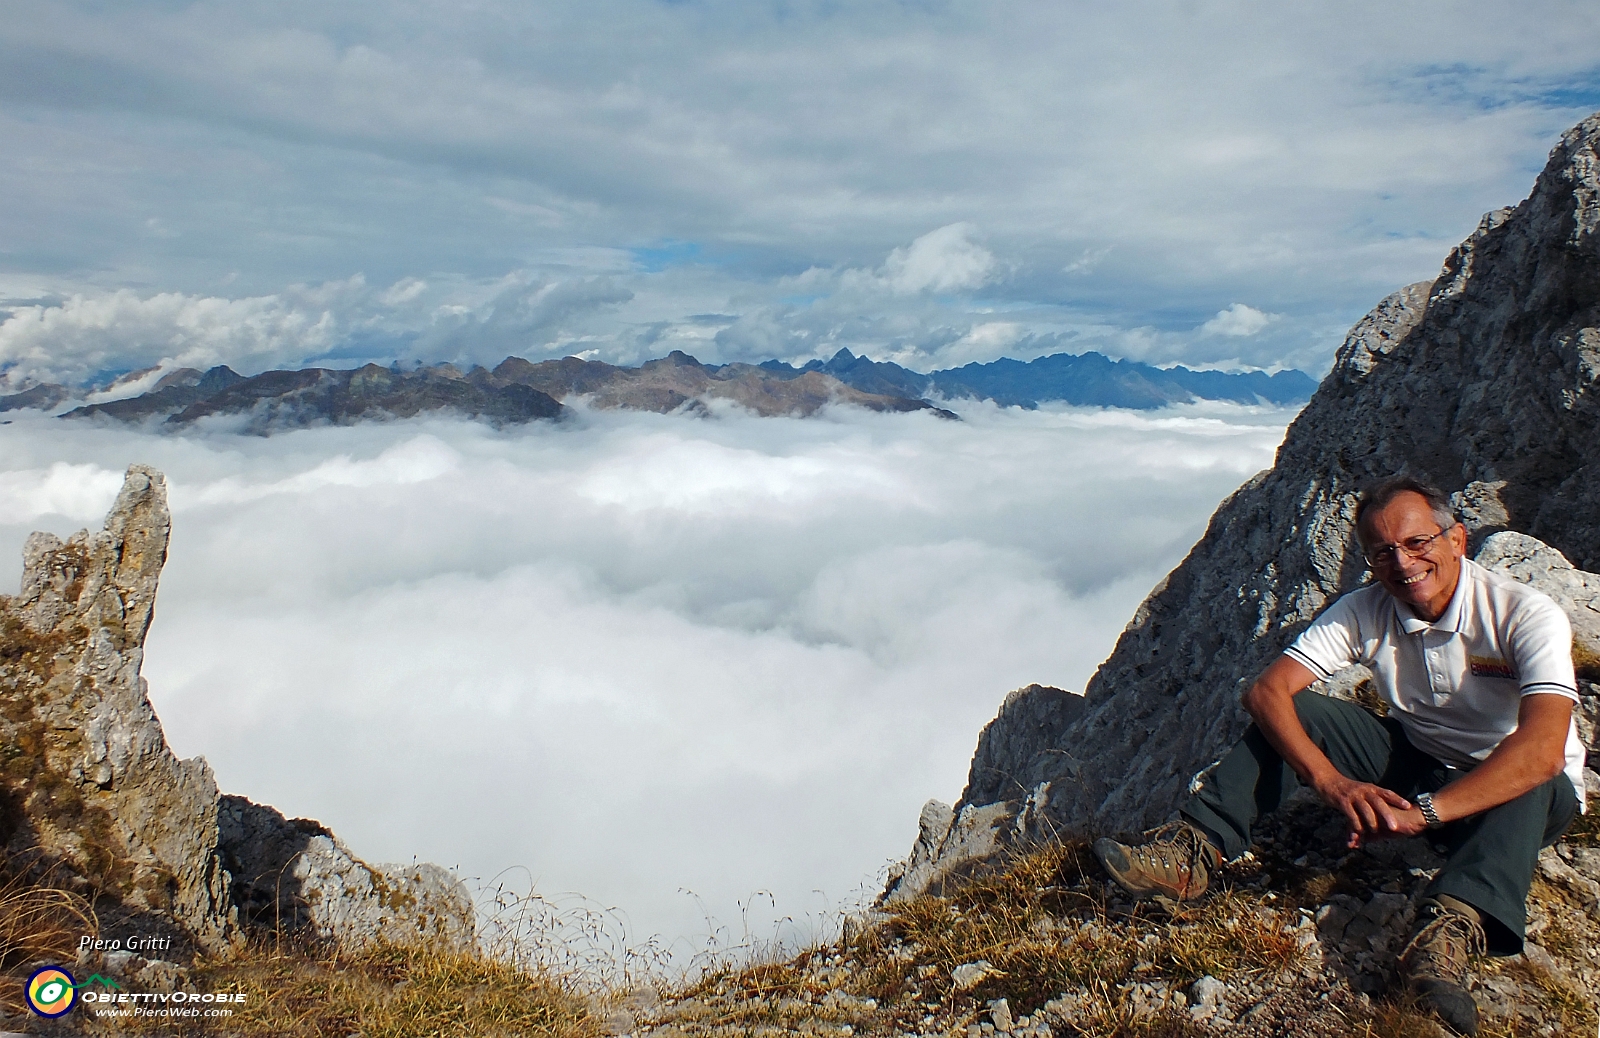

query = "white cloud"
[0,2,1596,390]
[0,272,644,386]
[0,401,1295,960]
[0,288,341,386]
[879,224,997,296]
[824,224,997,300]
[0,462,127,525]
[1200,303,1278,338]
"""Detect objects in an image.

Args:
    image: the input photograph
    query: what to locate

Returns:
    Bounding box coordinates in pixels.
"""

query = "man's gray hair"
[1354,476,1457,544]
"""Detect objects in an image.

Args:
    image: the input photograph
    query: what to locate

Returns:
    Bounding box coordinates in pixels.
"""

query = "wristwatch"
[1416,791,1444,829]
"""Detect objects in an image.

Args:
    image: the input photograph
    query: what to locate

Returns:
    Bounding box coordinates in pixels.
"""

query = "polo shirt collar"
[1397,557,1473,635]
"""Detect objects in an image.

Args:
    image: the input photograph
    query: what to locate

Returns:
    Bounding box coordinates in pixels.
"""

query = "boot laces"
[1132,822,1215,881]
[1402,905,1486,984]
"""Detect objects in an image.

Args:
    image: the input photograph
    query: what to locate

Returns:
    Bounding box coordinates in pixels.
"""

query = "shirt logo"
[1469,655,1515,680]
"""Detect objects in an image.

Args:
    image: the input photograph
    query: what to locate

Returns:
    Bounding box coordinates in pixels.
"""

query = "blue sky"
[2,0,1599,385]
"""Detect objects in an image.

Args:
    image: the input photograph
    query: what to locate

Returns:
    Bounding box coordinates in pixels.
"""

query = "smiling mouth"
[1399,572,1428,586]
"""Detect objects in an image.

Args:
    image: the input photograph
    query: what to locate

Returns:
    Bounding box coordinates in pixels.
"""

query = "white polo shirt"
[1285,557,1586,811]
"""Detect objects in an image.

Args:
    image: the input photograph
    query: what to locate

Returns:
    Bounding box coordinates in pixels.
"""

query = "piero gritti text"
[79,933,174,953]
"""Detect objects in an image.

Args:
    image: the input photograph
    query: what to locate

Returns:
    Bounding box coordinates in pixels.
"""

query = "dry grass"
[1349,678,1390,717]
[1569,637,1600,683]
[0,860,602,1038]
[0,860,97,1017]
[824,840,1305,1030]
[659,831,1600,1038]
[4,828,1593,1037]
[1560,808,1600,846]
[150,939,604,1038]
[477,870,671,992]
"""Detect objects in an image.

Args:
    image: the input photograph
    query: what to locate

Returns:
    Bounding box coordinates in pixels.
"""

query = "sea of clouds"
[0,399,1296,961]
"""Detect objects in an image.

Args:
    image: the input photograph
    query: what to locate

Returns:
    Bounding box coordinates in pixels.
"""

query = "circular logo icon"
[26,966,77,1017]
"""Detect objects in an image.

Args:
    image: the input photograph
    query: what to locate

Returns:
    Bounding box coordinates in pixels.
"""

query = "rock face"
[0,467,237,954]
[0,466,473,957]
[217,796,474,951]
[890,111,1600,896]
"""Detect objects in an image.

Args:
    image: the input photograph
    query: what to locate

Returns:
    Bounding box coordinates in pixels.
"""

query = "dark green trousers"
[1181,690,1577,955]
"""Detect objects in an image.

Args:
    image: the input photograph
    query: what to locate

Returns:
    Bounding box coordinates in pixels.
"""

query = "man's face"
[1359,491,1468,622]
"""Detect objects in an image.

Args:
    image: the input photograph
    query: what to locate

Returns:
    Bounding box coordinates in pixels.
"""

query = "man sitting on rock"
[1092,476,1585,1036]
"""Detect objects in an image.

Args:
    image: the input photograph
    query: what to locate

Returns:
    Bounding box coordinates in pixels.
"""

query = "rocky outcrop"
[0,466,237,954]
[0,466,473,958]
[217,795,473,951]
[891,110,1600,896]
[884,686,1086,902]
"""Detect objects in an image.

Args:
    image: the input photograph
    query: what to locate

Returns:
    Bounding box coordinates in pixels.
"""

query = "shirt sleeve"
[1507,592,1578,700]
[1284,592,1363,679]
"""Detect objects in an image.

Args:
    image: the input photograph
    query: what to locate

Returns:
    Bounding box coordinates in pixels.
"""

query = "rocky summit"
[890,110,1600,898]
[0,467,472,992]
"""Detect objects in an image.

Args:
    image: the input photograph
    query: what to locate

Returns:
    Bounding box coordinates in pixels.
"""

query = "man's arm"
[1241,655,1413,847]
[1396,693,1572,828]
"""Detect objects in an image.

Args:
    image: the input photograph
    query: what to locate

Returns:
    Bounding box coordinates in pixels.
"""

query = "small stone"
[987,998,1013,1032]
[951,960,999,992]
[1188,976,1228,1022]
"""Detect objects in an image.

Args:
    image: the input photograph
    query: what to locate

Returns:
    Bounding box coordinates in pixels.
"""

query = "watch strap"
[1416,791,1443,829]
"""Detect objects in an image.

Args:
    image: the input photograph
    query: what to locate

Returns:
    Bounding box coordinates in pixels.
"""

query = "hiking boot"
[1399,897,1486,1037]
[1092,822,1222,901]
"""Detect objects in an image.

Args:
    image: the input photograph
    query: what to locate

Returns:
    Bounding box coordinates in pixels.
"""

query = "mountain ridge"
[765,347,1317,409]
[0,348,1317,431]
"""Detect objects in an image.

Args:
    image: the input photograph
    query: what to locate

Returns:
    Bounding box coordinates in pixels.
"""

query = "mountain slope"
[891,110,1600,894]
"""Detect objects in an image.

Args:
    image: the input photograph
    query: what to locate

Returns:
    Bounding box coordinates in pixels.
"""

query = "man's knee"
[1289,689,1364,729]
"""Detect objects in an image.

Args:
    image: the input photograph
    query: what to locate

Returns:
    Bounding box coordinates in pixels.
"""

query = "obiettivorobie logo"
[25,967,123,1017]
[25,966,122,1018]
[25,964,245,1019]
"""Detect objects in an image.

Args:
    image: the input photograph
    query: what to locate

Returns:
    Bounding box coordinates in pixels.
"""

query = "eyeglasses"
[1362,525,1455,568]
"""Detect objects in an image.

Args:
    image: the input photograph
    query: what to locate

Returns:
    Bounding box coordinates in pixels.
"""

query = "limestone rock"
[0,465,238,954]
[217,794,473,951]
[0,465,473,957]
[892,110,1600,892]
[960,685,1086,808]
[883,687,1084,901]
[1475,531,1600,656]
[883,800,1021,904]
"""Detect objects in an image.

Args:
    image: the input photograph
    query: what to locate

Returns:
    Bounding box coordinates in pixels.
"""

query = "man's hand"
[1242,656,1425,848]
[1312,772,1424,847]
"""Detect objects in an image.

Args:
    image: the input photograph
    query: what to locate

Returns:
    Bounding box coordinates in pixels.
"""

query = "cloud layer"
[0,401,1294,954]
[3,1,1599,383]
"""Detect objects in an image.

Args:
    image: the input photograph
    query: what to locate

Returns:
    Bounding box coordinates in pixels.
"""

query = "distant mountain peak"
[2,346,1318,430]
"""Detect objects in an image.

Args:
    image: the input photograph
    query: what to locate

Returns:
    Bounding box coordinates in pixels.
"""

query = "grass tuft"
[837,840,1306,1027]
[0,859,97,1017]
[125,937,604,1038]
